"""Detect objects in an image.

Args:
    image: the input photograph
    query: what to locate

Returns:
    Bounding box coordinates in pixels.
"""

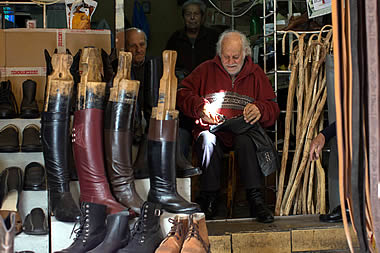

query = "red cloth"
[177,56,280,147]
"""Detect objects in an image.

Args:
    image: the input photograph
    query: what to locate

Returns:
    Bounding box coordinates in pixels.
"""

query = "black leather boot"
[196,191,218,220]
[88,210,130,253]
[55,202,107,253]
[20,79,40,119]
[117,202,163,253]
[0,80,18,119]
[41,52,80,222]
[147,118,201,214]
[41,112,80,222]
[132,135,150,179]
[246,188,274,223]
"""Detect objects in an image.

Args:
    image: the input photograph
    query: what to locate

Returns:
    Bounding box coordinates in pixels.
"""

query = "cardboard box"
[0,28,111,111]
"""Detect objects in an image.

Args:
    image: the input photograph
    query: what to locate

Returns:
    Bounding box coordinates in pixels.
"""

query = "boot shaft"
[0,212,16,253]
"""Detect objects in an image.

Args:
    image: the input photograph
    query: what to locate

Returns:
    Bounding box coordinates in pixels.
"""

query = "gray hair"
[182,0,207,16]
[125,27,147,45]
[216,30,252,58]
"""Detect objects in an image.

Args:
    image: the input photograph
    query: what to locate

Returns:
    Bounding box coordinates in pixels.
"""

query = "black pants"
[195,130,263,192]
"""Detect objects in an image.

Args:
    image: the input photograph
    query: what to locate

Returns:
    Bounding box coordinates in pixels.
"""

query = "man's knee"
[234,134,255,149]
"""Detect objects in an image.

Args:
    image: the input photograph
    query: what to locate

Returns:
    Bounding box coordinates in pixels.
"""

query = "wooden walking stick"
[155,50,178,120]
[45,53,74,112]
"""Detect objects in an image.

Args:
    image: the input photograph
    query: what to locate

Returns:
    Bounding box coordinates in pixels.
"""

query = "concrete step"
[207,215,359,253]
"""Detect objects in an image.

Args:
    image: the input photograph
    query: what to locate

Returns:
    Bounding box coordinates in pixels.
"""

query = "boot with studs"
[180,213,210,253]
[155,214,189,253]
[117,201,163,253]
[55,202,107,253]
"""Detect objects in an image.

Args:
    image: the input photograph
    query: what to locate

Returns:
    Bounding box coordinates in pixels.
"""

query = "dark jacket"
[166,25,220,74]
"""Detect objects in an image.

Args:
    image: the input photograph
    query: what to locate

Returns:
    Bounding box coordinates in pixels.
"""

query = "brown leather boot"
[155,214,189,253]
[181,213,210,253]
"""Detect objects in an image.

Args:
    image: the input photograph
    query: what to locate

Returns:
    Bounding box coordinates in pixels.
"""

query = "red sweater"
[177,55,280,146]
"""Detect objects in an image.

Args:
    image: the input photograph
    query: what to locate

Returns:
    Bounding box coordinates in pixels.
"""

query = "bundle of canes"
[275,27,333,216]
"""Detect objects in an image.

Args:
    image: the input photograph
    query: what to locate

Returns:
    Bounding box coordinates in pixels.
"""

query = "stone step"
[207,215,359,253]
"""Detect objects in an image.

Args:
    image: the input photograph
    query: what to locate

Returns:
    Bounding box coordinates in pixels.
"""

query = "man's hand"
[243,103,261,125]
[199,103,220,125]
[309,133,326,161]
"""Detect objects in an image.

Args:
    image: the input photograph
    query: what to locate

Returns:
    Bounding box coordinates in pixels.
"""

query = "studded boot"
[155,214,189,253]
[180,213,210,253]
[117,202,164,253]
[55,202,107,253]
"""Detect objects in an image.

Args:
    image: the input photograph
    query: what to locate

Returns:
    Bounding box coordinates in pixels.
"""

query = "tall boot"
[88,210,130,253]
[55,202,107,253]
[180,213,210,253]
[147,117,201,214]
[20,79,40,119]
[104,53,143,215]
[0,212,16,253]
[117,201,163,253]
[42,52,80,222]
[246,188,274,223]
[155,214,189,253]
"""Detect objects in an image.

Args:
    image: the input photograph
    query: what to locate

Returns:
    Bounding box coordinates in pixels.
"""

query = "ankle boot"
[42,52,81,222]
[20,79,40,119]
[55,202,107,253]
[117,202,164,253]
[147,117,201,214]
[133,135,150,179]
[0,80,18,119]
[246,188,274,223]
[0,212,16,253]
[155,214,189,253]
[181,213,210,253]
[88,210,130,253]
[104,79,143,215]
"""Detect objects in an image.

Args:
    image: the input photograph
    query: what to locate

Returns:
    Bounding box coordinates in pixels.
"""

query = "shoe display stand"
[0,118,49,252]
[50,178,191,252]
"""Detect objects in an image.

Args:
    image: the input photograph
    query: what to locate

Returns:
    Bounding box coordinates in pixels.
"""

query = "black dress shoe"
[23,207,48,235]
[319,205,350,223]
[0,124,20,152]
[23,162,46,191]
[21,124,42,152]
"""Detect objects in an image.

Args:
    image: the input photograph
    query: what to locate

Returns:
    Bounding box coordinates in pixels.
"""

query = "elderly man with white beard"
[177,30,280,223]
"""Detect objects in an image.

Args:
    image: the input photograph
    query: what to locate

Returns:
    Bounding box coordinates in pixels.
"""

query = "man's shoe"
[319,205,350,223]
[0,80,18,119]
[196,191,218,220]
[246,188,274,223]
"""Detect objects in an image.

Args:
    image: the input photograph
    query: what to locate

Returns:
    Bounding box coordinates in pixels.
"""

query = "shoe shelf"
[0,118,48,253]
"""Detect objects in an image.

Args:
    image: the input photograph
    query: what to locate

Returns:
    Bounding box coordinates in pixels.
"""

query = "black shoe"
[23,162,46,191]
[319,205,350,223]
[247,188,274,223]
[20,79,40,119]
[0,124,19,152]
[0,80,18,119]
[196,191,218,219]
[21,124,42,152]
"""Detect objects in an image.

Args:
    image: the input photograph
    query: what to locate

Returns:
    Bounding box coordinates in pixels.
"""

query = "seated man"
[177,30,280,223]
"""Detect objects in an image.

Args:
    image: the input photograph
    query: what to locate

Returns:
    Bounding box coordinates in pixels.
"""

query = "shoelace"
[69,209,86,241]
[185,219,209,252]
[166,218,182,240]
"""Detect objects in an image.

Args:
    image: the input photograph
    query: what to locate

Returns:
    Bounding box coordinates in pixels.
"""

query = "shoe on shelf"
[319,205,350,223]
[0,80,18,119]
[23,207,48,235]
[0,124,20,152]
[20,79,40,119]
[21,124,42,152]
[23,162,46,191]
